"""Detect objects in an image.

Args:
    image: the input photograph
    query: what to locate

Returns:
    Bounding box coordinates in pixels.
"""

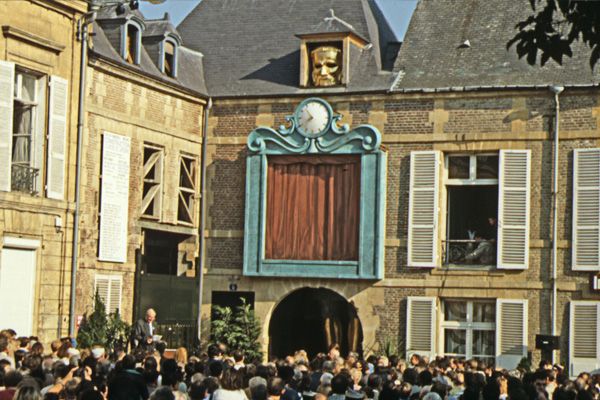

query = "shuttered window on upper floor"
[0,60,67,199]
[572,149,600,271]
[407,150,530,269]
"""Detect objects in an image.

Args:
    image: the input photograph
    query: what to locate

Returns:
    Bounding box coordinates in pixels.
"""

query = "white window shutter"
[497,150,530,269]
[109,276,123,314]
[0,61,15,192]
[94,275,110,314]
[495,299,528,369]
[408,151,440,267]
[572,149,600,271]
[94,274,122,314]
[406,296,436,360]
[47,76,68,200]
[569,301,600,377]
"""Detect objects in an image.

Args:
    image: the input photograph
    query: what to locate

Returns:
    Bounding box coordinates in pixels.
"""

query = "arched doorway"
[268,287,363,359]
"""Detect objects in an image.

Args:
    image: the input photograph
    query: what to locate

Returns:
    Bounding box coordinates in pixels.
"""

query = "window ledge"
[433,265,504,277]
[139,219,197,236]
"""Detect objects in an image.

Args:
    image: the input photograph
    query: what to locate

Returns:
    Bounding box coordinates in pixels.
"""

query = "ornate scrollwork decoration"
[248,127,311,154]
[247,98,381,155]
[315,125,381,153]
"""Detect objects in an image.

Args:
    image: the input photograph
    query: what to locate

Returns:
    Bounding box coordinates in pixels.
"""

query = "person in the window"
[465,217,497,264]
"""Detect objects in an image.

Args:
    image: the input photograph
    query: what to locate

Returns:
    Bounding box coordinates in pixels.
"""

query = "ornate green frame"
[243,98,386,279]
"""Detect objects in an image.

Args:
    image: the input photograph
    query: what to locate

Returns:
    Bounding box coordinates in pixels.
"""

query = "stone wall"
[0,0,86,342]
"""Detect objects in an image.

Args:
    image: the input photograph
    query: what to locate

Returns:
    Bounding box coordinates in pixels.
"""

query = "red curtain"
[265,155,361,261]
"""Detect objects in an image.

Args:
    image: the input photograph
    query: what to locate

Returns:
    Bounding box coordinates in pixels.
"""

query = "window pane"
[444,301,467,321]
[12,105,32,164]
[165,41,174,55]
[444,329,466,356]
[472,330,495,356]
[476,155,498,179]
[473,302,496,322]
[448,156,470,179]
[21,74,36,102]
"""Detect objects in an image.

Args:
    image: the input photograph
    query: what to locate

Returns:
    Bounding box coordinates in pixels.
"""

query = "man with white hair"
[132,308,157,349]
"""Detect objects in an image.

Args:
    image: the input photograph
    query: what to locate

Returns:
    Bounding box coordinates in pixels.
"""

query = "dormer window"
[160,37,178,77]
[121,20,143,65]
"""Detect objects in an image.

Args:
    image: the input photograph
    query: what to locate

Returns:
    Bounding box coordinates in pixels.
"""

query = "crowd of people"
[0,326,598,400]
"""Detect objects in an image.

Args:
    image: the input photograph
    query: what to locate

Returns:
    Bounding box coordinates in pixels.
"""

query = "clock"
[297,100,330,136]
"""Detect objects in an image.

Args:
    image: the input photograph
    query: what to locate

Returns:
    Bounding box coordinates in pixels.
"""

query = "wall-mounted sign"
[98,132,131,263]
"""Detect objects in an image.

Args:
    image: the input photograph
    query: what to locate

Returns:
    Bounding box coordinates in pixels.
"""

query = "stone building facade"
[0,0,86,342]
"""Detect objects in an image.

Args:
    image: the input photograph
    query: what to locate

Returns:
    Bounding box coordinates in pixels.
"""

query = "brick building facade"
[1,0,600,375]
[180,0,600,373]
[75,5,208,329]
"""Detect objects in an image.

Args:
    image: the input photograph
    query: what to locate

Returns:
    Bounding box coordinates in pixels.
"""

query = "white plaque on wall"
[98,132,131,263]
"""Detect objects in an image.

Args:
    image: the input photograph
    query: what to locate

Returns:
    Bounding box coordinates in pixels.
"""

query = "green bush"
[77,291,131,351]
[210,299,263,363]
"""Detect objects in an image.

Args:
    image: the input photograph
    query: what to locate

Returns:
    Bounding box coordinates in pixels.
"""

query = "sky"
[139,0,419,41]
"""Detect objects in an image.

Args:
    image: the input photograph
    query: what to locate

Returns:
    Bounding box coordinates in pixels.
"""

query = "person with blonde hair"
[175,347,188,369]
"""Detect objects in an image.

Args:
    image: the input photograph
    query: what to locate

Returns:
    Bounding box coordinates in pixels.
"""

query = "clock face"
[298,101,329,136]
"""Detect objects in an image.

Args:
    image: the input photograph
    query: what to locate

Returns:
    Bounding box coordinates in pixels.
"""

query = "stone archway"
[268,287,363,359]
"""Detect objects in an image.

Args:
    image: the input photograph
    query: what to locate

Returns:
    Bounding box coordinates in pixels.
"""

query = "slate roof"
[177,0,399,97]
[392,0,600,92]
[91,5,207,96]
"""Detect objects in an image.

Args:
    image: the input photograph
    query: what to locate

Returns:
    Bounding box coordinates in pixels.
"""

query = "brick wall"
[205,91,600,360]
[79,61,204,323]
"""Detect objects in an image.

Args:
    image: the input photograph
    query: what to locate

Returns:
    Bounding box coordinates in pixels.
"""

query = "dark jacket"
[108,369,149,400]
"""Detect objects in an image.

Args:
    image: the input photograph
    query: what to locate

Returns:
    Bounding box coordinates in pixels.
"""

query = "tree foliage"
[210,300,263,363]
[77,291,131,351]
[508,0,600,68]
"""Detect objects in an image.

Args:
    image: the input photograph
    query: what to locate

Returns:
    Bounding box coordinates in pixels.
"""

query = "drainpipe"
[69,16,91,337]
[549,84,564,364]
[197,97,212,341]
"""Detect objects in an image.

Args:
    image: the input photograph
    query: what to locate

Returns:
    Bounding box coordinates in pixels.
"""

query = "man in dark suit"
[132,308,157,349]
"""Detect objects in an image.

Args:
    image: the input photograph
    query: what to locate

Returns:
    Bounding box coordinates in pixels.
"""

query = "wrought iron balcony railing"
[442,239,496,266]
[11,164,39,195]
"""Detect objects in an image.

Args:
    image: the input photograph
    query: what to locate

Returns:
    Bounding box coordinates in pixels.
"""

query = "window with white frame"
[177,154,197,224]
[161,38,178,77]
[12,70,46,194]
[94,274,123,314]
[444,154,499,266]
[122,21,142,65]
[141,144,164,219]
[0,61,68,199]
[441,299,496,363]
[408,150,530,270]
[406,296,528,369]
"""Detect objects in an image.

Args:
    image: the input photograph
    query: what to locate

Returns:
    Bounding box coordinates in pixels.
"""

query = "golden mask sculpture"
[311,46,342,87]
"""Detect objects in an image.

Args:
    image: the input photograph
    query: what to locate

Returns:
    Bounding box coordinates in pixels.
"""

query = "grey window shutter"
[569,301,600,376]
[497,150,530,269]
[495,299,528,369]
[572,149,600,271]
[408,151,440,267]
[0,61,15,192]
[406,296,436,360]
[47,75,68,200]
